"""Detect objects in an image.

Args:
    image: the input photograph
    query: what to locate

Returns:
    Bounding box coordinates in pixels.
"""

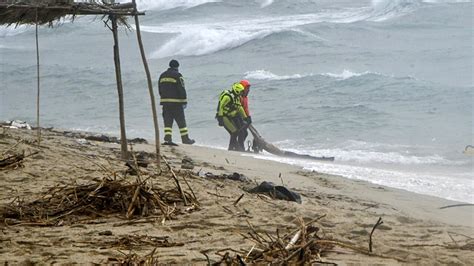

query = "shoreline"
[6,123,474,225]
[163,143,473,228]
[1,126,473,264]
[6,120,471,205]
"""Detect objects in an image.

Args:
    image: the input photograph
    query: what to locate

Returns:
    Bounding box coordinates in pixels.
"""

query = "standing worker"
[158,59,195,145]
[237,80,252,150]
[216,82,250,151]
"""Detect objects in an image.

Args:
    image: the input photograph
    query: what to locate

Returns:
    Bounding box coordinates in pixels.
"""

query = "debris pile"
[217,215,406,264]
[0,152,25,169]
[0,177,198,226]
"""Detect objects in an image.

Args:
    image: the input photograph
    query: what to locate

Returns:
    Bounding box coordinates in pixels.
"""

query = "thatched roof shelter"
[1,0,162,164]
[0,0,142,26]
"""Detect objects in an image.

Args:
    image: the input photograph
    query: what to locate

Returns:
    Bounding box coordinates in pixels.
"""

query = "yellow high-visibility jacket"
[217,90,247,118]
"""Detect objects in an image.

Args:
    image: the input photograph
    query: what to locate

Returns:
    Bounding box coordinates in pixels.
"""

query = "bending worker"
[216,82,251,151]
[158,59,195,145]
[237,80,252,150]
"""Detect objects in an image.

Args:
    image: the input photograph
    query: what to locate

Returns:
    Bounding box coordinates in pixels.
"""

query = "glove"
[183,104,187,109]
[245,116,252,124]
[217,116,224,127]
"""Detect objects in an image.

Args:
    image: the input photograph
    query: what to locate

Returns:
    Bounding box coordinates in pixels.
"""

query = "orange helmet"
[240,79,250,89]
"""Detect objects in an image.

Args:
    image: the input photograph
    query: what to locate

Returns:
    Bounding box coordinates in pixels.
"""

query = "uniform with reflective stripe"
[158,68,187,105]
[159,67,191,143]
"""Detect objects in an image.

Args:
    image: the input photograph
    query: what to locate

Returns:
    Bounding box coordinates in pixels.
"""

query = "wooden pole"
[132,0,161,168]
[35,7,41,147]
[111,15,128,160]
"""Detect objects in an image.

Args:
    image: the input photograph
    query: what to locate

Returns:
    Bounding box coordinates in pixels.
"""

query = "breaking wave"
[369,0,421,21]
[144,10,370,58]
[244,69,381,81]
[321,70,380,80]
[369,0,471,21]
[121,0,221,11]
[244,70,312,81]
[144,0,464,57]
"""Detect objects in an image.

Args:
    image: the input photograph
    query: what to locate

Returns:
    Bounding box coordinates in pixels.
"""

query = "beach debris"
[369,217,384,253]
[439,203,474,209]
[93,235,184,250]
[0,176,198,226]
[85,134,118,143]
[75,138,90,145]
[181,156,195,170]
[248,181,302,204]
[129,137,148,144]
[0,152,25,169]
[249,124,335,161]
[202,172,251,183]
[99,230,113,236]
[217,215,329,264]
[0,150,39,169]
[219,215,408,264]
[125,152,149,175]
[3,120,32,130]
[162,156,199,206]
[107,248,160,265]
[233,194,245,206]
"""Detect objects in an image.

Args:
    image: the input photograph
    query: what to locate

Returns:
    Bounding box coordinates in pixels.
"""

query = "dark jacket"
[158,67,187,105]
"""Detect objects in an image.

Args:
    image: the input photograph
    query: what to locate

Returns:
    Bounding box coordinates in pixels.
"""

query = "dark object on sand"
[248,125,334,162]
[181,156,194,170]
[85,134,118,143]
[0,153,25,169]
[202,172,251,182]
[248,181,302,204]
[129,138,148,144]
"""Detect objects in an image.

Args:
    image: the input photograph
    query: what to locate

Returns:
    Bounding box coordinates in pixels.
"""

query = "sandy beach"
[0,126,472,264]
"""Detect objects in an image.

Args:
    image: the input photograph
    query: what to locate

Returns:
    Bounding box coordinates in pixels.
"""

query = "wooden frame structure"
[0,0,161,166]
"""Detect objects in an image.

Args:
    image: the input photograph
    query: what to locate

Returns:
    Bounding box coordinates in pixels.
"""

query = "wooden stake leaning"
[161,156,188,206]
[132,0,161,168]
[35,7,41,147]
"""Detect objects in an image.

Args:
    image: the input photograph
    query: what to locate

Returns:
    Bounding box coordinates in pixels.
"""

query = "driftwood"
[108,248,159,265]
[0,150,39,169]
[0,153,24,168]
[0,177,197,226]
[219,215,407,264]
[369,217,383,252]
[248,124,334,162]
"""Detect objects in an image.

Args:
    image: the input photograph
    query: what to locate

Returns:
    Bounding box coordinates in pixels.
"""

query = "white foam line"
[242,152,473,203]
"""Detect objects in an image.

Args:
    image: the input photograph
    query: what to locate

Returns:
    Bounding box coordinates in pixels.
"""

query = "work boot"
[163,135,178,146]
[181,135,195,145]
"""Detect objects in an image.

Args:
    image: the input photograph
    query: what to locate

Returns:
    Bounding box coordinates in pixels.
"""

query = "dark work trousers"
[238,127,249,151]
[223,116,245,151]
[162,104,189,142]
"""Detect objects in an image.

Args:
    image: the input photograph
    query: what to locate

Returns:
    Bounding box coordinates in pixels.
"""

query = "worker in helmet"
[158,59,195,145]
[216,82,250,151]
[237,79,252,150]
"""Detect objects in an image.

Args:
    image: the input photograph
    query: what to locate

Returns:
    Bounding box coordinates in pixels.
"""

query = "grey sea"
[1,0,472,203]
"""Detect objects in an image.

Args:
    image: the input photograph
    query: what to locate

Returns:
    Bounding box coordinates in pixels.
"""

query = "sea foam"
[120,0,221,11]
[244,69,380,81]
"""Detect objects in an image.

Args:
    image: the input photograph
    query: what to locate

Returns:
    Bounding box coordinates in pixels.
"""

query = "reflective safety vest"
[216,90,247,118]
